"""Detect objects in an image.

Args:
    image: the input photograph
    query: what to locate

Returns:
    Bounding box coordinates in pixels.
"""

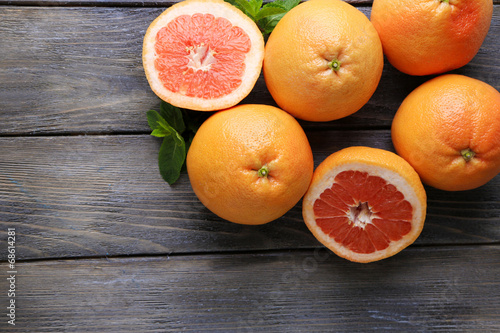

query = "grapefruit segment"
[317,188,352,213]
[371,218,412,241]
[365,224,390,251]
[313,199,348,218]
[329,183,357,207]
[143,0,265,111]
[303,147,427,263]
[316,217,350,237]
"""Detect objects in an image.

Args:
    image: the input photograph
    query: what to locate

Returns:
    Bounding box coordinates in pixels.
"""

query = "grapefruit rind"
[143,0,265,111]
[302,147,427,263]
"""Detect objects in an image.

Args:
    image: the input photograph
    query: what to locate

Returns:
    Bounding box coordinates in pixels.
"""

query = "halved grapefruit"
[302,147,427,263]
[142,0,265,111]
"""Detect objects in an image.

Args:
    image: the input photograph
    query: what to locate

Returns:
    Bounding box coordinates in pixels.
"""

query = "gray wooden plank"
[0,246,498,331]
[0,6,498,135]
[0,133,498,260]
[0,6,160,135]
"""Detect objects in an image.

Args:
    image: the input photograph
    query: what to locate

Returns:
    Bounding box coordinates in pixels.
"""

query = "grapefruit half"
[302,147,427,263]
[143,0,265,111]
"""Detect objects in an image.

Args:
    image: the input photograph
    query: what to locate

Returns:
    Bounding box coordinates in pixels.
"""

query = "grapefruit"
[263,0,384,122]
[371,0,493,76]
[302,147,427,263]
[392,74,500,191]
[143,0,265,111]
[187,104,314,225]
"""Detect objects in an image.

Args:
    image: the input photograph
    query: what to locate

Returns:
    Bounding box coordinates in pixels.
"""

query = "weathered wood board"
[1,246,498,332]
[0,1,499,331]
[0,6,498,135]
[0,134,498,260]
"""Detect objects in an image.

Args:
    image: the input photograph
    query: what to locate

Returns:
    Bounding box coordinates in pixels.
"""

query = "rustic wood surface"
[0,6,498,135]
[0,0,499,331]
[5,246,500,332]
[0,133,499,260]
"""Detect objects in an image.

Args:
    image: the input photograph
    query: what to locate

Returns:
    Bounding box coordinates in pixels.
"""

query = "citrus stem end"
[258,166,269,178]
[328,59,341,72]
[461,148,476,162]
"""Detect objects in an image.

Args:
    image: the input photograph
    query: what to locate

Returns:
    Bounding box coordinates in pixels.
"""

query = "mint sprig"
[225,0,300,38]
[147,101,208,185]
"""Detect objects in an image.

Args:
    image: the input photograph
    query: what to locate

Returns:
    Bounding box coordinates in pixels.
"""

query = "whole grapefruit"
[263,0,384,122]
[371,0,493,75]
[392,74,500,191]
[187,104,314,225]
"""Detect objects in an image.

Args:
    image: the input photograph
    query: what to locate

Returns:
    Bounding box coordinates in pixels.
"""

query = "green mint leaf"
[224,0,259,19]
[147,110,165,131]
[158,129,186,185]
[265,0,299,11]
[225,0,299,38]
[260,13,286,37]
[159,101,185,134]
[250,0,263,15]
[261,1,287,10]
[151,127,169,137]
[254,6,287,21]
[147,101,210,185]
[157,117,173,132]
[277,0,300,11]
[147,109,178,138]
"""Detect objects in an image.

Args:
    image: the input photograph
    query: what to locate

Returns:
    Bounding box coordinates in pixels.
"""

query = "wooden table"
[1,0,499,331]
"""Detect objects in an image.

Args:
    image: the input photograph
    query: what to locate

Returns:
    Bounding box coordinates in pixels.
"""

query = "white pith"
[349,202,372,229]
[185,43,217,72]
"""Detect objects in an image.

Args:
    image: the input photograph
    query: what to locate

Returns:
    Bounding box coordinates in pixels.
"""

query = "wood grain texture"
[1,133,498,260]
[0,6,499,135]
[0,2,498,332]
[0,246,498,332]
